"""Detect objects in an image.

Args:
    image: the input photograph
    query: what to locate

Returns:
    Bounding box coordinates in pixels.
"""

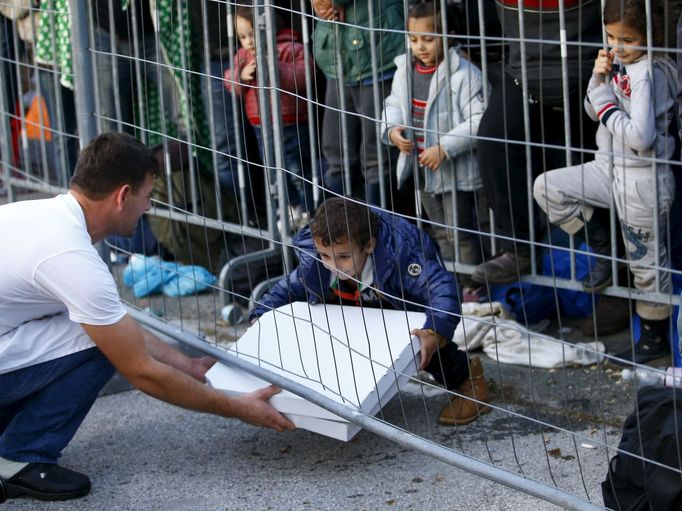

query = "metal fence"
[2,0,682,508]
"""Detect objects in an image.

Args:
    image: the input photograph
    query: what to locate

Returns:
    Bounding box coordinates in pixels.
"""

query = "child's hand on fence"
[312,0,341,20]
[593,49,613,79]
[389,126,413,154]
[411,328,440,370]
[241,60,257,83]
[418,145,446,170]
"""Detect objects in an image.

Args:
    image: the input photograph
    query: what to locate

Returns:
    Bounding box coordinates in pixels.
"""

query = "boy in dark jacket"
[251,197,491,425]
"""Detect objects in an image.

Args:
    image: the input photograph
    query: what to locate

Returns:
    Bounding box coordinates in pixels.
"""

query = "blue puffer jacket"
[251,211,461,340]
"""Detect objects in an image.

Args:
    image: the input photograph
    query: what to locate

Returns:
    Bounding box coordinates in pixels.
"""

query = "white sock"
[0,456,28,479]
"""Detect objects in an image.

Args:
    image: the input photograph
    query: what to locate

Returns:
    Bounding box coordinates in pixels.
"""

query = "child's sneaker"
[611,318,672,367]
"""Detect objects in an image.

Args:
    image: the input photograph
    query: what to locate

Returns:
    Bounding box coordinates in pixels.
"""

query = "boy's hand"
[418,145,446,170]
[240,60,257,83]
[389,126,413,154]
[411,328,440,370]
[593,49,614,78]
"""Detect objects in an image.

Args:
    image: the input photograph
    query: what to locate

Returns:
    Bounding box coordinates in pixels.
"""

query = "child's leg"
[281,125,305,209]
[419,191,455,261]
[321,79,360,196]
[613,167,675,321]
[424,342,469,390]
[455,191,483,266]
[533,160,612,235]
[349,82,392,205]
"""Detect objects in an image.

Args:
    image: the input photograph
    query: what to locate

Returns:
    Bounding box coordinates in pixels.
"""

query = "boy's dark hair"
[70,132,159,200]
[407,1,463,43]
[603,0,664,48]
[310,198,379,248]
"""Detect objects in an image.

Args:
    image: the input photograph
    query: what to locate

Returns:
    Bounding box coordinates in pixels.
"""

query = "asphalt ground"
[4,268,643,511]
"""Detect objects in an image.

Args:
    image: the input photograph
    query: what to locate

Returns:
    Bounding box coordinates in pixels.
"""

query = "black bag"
[602,386,682,511]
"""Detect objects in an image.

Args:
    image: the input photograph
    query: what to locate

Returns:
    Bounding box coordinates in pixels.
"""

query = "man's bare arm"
[82,315,295,432]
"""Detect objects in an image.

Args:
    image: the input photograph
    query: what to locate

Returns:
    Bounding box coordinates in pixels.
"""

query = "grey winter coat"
[380,47,487,193]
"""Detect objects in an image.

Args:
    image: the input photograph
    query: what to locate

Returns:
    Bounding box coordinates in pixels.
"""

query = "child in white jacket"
[533,0,677,366]
[381,1,488,284]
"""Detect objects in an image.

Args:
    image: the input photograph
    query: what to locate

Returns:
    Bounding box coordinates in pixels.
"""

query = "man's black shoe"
[2,463,90,501]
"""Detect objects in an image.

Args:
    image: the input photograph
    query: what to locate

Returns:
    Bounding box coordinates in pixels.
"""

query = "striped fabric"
[411,61,435,155]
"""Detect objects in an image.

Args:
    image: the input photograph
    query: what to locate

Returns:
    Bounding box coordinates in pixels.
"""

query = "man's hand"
[189,356,216,383]
[418,145,446,171]
[240,60,257,83]
[389,126,414,154]
[411,328,440,370]
[232,385,296,432]
[593,49,614,78]
[311,0,341,20]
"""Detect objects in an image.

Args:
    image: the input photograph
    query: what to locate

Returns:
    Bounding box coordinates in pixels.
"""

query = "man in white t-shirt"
[0,132,294,502]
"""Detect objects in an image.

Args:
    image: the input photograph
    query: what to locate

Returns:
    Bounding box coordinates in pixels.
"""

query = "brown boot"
[580,296,631,336]
[471,251,531,285]
[438,357,492,426]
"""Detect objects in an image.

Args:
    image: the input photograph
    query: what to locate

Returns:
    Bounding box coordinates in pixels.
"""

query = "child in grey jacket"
[533,0,677,365]
[381,1,488,282]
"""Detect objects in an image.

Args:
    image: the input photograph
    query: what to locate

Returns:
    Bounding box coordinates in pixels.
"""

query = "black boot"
[582,211,613,293]
[612,318,672,367]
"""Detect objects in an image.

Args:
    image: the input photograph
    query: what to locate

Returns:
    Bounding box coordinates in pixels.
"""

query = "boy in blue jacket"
[251,197,491,425]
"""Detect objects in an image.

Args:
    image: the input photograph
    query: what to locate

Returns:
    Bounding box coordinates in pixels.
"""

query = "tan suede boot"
[438,357,492,426]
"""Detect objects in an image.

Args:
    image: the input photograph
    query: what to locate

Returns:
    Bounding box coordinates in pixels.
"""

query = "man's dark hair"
[310,198,379,248]
[70,132,160,200]
[603,0,664,48]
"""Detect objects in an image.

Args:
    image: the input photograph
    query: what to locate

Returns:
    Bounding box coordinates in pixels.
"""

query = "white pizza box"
[206,302,425,440]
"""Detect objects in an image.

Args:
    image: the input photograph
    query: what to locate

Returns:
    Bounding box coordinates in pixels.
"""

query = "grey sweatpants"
[533,160,675,320]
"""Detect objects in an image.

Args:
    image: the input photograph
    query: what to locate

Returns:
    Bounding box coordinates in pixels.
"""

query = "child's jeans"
[253,124,316,214]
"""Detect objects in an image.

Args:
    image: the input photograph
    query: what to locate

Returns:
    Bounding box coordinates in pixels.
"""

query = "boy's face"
[314,237,375,281]
[605,21,644,64]
[408,16,443,68]
[236,15,255,55]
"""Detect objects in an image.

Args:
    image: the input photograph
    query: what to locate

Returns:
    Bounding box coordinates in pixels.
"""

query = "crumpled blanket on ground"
[122,254,217,298]
[453,302,605,368]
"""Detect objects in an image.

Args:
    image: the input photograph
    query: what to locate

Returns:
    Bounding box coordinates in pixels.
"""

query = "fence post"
[69,0,108,266]
[0,19,15,202]
[68,0,97,145]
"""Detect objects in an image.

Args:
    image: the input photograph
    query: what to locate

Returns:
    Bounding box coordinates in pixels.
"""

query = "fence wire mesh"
[3,0,682,508]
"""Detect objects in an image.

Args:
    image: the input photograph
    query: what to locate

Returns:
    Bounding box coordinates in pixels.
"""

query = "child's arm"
[437,62,487,161]
[381,55,412,153]
[584,49,612,121]
[223,50,253,96]
[396,236,461,343]
[277,41,311,96]
[250,267,306,320]
[586,59,661,153]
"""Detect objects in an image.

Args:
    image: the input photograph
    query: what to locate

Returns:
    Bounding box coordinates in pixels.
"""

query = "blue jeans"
[0,348,114,463]
[254,124,316,213]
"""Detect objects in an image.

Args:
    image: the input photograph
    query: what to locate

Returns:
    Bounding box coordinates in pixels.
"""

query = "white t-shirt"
[0,192,126,374]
